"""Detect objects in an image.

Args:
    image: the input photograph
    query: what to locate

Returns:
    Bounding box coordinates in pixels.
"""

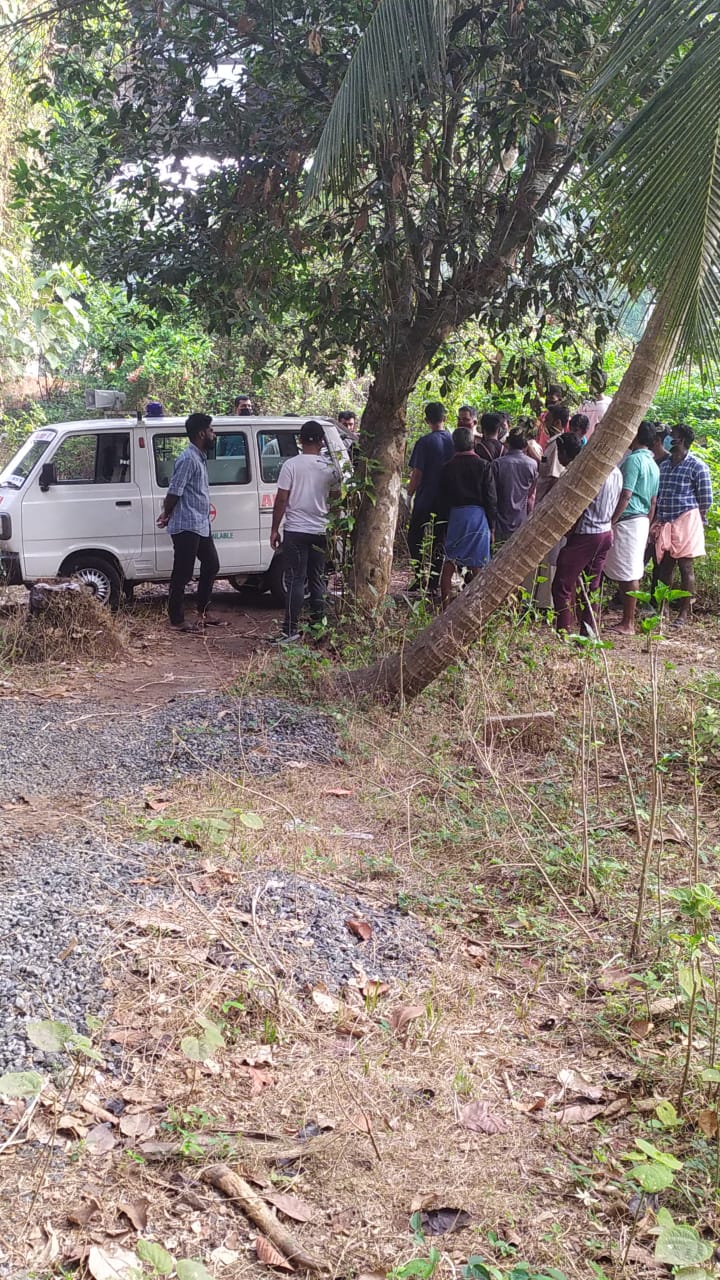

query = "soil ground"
[0,580,719,1280]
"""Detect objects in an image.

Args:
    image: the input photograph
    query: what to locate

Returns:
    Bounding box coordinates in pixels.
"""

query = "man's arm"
[157,454,189,527]
[648,495,657,525]
[696,460,713,519]
[483,464,498,535]
[157,492,180,528]
[407,468,422,499]
[612,488,632,524]
[270,488,290,548]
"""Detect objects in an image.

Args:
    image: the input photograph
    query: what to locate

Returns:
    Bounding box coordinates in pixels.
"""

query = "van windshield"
[0,429,57,489]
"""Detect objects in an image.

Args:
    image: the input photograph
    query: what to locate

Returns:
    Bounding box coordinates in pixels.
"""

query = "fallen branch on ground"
[201,1162,327,1272]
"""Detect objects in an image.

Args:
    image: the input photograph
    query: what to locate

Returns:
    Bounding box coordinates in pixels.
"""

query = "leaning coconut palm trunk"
[345,295,678,699]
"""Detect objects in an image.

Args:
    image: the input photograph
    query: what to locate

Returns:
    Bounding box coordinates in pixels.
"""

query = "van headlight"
[0,514,12,540]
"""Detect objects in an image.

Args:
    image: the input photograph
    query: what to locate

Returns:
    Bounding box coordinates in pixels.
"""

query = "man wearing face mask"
[652,424,713,626]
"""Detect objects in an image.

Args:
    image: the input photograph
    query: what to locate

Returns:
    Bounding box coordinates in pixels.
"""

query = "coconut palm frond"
[304,0,449,205]
[596,18,720,371]
[592,0,718,103]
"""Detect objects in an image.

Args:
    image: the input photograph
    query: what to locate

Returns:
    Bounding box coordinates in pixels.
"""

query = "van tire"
[266,553,287,607]
[64,554,122,610]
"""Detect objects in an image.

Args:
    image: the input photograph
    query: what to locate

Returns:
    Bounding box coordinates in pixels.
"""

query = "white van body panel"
[0,415,348,591]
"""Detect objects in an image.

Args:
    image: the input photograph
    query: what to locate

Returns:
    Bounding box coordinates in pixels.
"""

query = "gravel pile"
[243,875,432,991]
[0,835,164,1075]
[0,693,338,801]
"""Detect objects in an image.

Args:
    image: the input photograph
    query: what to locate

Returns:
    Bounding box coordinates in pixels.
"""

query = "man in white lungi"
[604,421,659,634]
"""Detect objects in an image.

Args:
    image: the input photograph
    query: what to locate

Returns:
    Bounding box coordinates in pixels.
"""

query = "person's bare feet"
[608,623,635,635]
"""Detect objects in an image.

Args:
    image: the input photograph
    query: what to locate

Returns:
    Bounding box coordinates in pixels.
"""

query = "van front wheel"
[65,555,122,610]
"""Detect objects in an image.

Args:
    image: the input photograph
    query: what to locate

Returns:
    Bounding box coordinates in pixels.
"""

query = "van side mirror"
[39,462,57,492]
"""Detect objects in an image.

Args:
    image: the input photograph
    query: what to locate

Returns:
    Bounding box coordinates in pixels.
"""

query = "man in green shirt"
[604,421,659,633]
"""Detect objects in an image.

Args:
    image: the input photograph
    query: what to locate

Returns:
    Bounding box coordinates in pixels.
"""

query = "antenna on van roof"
[136,409,143,423]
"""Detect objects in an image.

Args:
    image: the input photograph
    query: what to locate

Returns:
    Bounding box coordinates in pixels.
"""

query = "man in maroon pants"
[552,436,623,636]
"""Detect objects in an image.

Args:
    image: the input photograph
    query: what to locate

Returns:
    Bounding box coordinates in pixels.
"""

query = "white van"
[0,415,349,607]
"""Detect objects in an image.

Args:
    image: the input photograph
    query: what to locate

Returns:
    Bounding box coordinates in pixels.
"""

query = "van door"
[150,428,261,573]
[21,429,143,580]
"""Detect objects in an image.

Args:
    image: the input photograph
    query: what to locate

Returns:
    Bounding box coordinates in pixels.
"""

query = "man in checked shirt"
[157,413,222,631]
[652,424,713,626]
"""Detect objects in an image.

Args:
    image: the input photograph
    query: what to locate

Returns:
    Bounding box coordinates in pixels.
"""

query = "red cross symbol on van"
[209,504,217,522]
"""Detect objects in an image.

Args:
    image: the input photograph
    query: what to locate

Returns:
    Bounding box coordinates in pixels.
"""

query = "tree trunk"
[346,294,678,699]
[350,375,409,605]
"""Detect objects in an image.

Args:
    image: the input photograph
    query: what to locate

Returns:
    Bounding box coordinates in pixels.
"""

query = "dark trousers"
[553,531,613,633]
[169,531,219,625]
[283,530,328,636]
[407,509,447,591]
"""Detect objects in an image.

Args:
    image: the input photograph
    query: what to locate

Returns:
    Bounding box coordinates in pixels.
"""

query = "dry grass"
[1,614,720,1279]
[0,589,126,665]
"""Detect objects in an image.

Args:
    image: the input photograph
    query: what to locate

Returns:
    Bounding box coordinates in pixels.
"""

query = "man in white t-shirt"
[270,420,340,642]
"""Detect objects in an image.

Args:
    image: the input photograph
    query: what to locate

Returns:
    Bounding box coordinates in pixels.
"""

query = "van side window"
[208,433,250,485]
[152,433,251,487]
[257,430,299,483]
[53,433,131,483]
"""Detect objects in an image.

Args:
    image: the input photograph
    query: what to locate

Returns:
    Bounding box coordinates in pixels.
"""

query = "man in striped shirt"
[652,424,713,626]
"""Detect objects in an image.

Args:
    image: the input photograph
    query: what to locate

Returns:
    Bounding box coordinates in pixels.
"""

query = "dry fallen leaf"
[119,1112,155,1140]
[697,1108,719,1139]
[459,1100,509,1135]
[87,1245,140,1280]
[312,989,343,1015]
[242,1045,274,1067]
[241,1066,274,1097]
[628,1018,653,1039]
[85,1123,117,1154]
[67,1198,101,1228]
[255,1234,294,1270]
[555,1103,606,1125]
[420,1207,471,1235]
[346,918,373,942]
[649,995,679,1018]
[513,1096,546,1115]
[132,910,182,934]
[265,1192,314,1223]
[323,787,353,797]
[117,1196,149,1231]
[556,1068,604,1102]
[57,1113,88,1138]
[210,1247,240,1266]
[389,1004,425,1036]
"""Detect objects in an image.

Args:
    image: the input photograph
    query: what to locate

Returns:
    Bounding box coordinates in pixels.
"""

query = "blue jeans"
[283,531,328,635]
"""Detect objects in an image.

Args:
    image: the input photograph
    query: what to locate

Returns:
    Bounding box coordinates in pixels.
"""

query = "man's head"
[452,426,475,453]
[634,421,656,450]
[569,413,589,439]
[234,394,253,415]
[425,402,446,429]
[507,428,527,451]
[457,405,477,432]
[186,413,215,453]
[556,433,582,467]
[338,410,357,431]
[546,403,570,436]
[546,384,563,407]
[299,419,325,453]
[480,411,503,438]
[671,423,694,458]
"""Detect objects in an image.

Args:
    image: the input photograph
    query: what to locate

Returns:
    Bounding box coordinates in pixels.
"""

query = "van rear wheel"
[65,555,122,610]
[266,553,288,607]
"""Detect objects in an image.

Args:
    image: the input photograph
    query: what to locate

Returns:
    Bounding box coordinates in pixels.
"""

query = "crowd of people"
[157,395,712,641]
[405,397,713,634]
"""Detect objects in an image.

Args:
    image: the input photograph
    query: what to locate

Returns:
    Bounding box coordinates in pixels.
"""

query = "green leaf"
[700,1067,720,1082]
[26,1019,74,1052]
[655,1100,679,1128]
[237,810,264,830]
[655,1225,714,1267]
[136,1241,175,1275]
[630,1163,674,1192]
[634,1138,683,1169]
[176,1261,213,1280]
[0,1070,43,1098]
[678,965,698,997]
[180,1036,206,1063]
[674,1269,717,1280]
[195,1017,225,1050]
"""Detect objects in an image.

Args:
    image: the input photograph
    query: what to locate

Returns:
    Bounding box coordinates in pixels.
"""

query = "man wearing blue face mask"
[652,424,713,626]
